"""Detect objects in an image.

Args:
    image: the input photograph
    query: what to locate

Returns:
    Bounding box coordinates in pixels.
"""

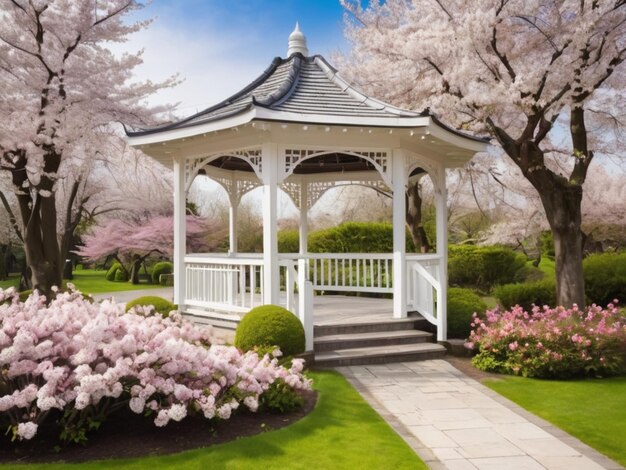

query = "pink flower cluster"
[0,287,310,441]
[466,302,626,378]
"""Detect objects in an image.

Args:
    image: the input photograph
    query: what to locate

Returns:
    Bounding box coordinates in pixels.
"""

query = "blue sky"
[126,1,348,114]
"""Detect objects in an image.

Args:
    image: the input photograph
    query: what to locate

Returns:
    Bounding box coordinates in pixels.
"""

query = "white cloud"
[113,14,273,115]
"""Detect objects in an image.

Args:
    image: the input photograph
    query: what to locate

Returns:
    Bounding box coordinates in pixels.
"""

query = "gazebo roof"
[127,53,425,138]
[125,26,486,146]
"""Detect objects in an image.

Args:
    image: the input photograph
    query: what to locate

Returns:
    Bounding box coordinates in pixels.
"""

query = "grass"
[536,257,556,278]
[0,371,426,470]
[69,270,163,295]
[0,270,162,296]
[484,375,626,466]
[0,275,19,290]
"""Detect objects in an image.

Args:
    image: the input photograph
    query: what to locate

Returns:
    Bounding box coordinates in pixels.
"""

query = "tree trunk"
[21,194,62,299]
[405,180,432,253]
[129,255,142,285]
[528,170,585,307]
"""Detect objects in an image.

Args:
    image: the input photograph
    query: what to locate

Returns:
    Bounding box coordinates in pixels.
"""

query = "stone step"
[183,308,241,331]
[314,329,432,352]
[314,342,446,368]
[314,315,429,336]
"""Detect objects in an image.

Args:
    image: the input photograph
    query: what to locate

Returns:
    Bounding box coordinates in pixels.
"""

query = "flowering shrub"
[0,287,310,443]
[466,303,626,378]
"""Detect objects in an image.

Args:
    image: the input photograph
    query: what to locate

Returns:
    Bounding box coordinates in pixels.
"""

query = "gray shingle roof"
[125,54,425,137]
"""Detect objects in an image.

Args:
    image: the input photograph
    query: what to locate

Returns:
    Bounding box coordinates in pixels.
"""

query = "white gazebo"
[127,25,487,352]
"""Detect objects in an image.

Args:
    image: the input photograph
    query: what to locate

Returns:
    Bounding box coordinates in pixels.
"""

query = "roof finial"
[287,22,308,57]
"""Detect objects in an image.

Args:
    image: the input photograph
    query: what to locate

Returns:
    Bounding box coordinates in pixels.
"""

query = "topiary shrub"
[159,273,174,286]
[125,295,176,317]
[447,287,487,339]
[235,305,305,356]
[114,268,129,282]
[494,279,556,311]
[448,245,527,291]
[583,252,626,307]
[151,261,173,284]
[105,262,124,281]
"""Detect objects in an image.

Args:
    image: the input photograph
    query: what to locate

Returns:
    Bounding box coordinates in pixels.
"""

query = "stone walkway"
[337,360,622,470]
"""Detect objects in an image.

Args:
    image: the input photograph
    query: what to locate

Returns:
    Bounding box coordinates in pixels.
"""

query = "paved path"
[337,360,622,470]
[92,287,174,304]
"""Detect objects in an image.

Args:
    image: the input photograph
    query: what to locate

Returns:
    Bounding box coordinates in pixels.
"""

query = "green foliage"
[539,231,555,260]
[447,287,487,339]
[583,252,626,306]
[159,273,174,286]
[278,229,300,253]
[105,262,125,282]
[308,222,415,253]
[114,268,129,282]
[260,378,305,413]
[125,296,177,317]
[18,289,32,302]
[151,261,173,284]
[235,304,305,356]
[514,264,546,283]
[448,245,527,291]
[493,279,556,311]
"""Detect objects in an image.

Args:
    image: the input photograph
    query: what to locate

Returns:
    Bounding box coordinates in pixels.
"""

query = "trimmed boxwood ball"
[447,287,487,339]
[125,296,177,317]
[151,261,173,284]
[235,305,305,356]
[105,262,123,281]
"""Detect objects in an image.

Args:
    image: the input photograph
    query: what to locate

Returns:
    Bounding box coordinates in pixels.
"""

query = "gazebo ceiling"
[206,152,377,175]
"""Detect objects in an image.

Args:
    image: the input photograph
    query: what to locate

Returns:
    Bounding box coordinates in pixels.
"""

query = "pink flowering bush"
[0,287,310,443]
[466,303,626,378]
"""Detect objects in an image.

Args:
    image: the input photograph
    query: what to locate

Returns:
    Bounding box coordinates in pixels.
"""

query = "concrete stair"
[314,315,445,367]
[183,308,241,330]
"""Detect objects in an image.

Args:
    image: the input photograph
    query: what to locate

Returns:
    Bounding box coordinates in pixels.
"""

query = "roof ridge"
[313,55,420,117]
[253,54,303,107]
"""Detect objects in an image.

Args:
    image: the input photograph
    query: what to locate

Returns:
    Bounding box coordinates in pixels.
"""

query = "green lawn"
[536,257,556,278]
[484,376,626,466]
[1,371,425,470]
[0,270,162,296]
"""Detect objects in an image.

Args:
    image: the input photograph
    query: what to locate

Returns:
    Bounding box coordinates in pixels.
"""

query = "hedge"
[448,245,527,291]
[494,279,556,312]
[583,252,626,307]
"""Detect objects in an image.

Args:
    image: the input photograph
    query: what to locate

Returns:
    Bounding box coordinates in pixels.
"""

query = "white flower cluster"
[0,288,311,441]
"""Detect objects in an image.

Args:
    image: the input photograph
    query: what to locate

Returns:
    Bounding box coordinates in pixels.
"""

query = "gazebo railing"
[279,253,394,294]
[406,254,441,326]
[184,253,444,338]
[184,255,264,313]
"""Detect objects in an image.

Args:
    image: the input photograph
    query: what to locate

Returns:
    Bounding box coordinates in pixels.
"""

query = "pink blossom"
[16,422,38,440]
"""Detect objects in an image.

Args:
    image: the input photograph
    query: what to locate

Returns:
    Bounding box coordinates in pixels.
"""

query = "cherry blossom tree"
[0,0,176,297]
[76,215,221,284]
[339,0,626,307]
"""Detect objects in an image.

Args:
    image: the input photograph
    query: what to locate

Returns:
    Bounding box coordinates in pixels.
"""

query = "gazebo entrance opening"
[127,26,487,352]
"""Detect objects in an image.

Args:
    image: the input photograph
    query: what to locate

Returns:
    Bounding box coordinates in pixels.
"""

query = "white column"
[173,156,187,309]
[435,167,448,341]
[228,196,238,255]
[392,149,407,319]
[298,258,314,351]
[299,180,308,255]
[262,142,279,305]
